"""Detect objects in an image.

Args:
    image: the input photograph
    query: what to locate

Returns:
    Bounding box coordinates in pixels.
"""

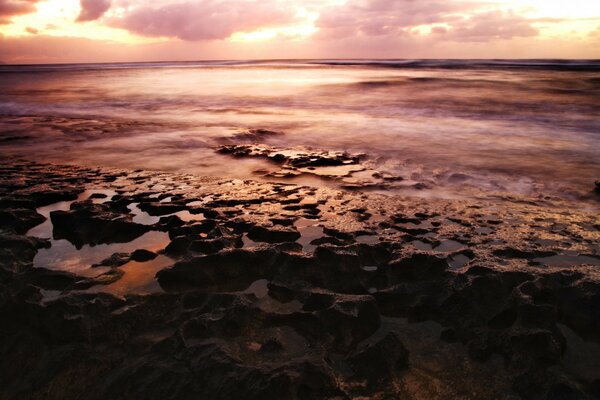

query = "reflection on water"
[28,190,171,293]
[88,255,172,296]
[26,188,117,238]
[1,60,599,203]
[33,230,169,276]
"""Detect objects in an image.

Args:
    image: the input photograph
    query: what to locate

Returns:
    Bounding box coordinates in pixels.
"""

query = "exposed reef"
[0,159,599,400]
[217,143,405,189]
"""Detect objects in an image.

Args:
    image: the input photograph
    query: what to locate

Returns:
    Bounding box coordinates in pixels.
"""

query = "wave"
[307,59,600,71]
[1,59,600,73]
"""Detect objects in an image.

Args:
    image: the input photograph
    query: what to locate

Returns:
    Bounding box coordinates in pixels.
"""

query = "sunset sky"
[0,0,599,63]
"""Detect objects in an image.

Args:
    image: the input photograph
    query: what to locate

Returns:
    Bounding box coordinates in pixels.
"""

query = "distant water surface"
[1,59,599,205]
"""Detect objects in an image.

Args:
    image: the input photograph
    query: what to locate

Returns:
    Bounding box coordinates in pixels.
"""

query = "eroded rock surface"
[0,159,599,400]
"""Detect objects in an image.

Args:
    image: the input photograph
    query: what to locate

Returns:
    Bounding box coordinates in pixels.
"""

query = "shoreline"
[1,159,599,399]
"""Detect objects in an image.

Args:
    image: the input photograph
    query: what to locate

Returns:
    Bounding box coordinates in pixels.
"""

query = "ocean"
[1,59,599,205]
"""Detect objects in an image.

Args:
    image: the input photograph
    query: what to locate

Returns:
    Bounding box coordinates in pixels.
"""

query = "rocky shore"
[1,159,599,399]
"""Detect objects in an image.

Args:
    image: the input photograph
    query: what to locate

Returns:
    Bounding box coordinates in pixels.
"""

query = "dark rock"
[92,252,130,268]
[388,253,449,281]
[50,201,149,248]
[317,294,381,350]
[88,193,108,199]
[0,208,45,234]
[247,225,300,244]
[347,332,409,385]
[0,233,49,273]
[155,215,185,231]
[138,202,186,216]
[23,267,87,290]
[259,338,284,354]
[189,239,226,254]
[157,248,281,292]
[130,249,158,262]
[22,187,82,207]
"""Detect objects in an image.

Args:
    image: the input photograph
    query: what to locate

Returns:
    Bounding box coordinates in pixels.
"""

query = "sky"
[0,0,599,63]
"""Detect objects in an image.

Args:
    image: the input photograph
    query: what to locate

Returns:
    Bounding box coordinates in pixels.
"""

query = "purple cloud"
[0,0,39,24]
[317,0,539,42]
[77,0,111,22]
[317,0,470,38]
[110,1,297,41]
[446,11,538,41]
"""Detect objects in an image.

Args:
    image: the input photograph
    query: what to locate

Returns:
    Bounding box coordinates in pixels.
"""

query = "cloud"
[317,0,538,42]
[447,11,538,41]
[317,0,472,39]
[77,0,111,22]
[109,0,298,41]
[0,0,39,24]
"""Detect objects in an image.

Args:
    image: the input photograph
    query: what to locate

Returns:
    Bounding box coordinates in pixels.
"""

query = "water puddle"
[129,203,206,225]
[448,254,471,270]
[26,188,117,238]
[295,218,324,253]
[33,230,169,276]
[242,234,260,248]
[242,279,303,313]
[434,240,464,253]
[534,254,600,268]
[412,240,433,251]
[128,203,161,225]
[356,234,380,245]
[87,255,173,297]
[27,190,172,295]
[172,210,206,222]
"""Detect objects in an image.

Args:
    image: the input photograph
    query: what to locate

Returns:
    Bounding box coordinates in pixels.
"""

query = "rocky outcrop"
[0,160,599,400]
[50,201,149,248]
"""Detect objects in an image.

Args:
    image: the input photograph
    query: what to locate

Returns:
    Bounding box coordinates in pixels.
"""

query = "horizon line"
[1,57,600,67]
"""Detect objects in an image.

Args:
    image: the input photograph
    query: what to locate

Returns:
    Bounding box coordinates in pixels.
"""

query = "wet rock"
[0,197,37,210]
[165,236,194,256]
[92,268,125,286]
[138,202,186,216]
[247,225,300,244]
[388,252,449,281]
[92,252,130,268]
[2,160,600,399]
[131,249,158,262]
[315,246,361,274]
[157,248,280,291]
[218,144,360,168]
[23,267,88,291]
[15,186,82,207]
[168,220,217,239]
[0,233,49,273]
[50,201,149,248]
[259,338,284,354]
[189,238,229,254]
[0,208,45,234]
[155,215,185,231]
[323,295,380,348]
[227,128,282,142]
[493,247,556,259]
[347,332,409,385]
